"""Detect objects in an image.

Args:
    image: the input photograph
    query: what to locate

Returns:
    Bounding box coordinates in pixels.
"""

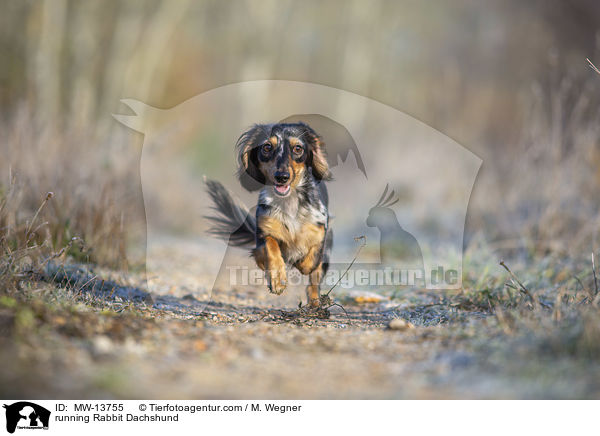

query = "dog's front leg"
[254,237,287,294]
[296,247,325,307]
[265,237,287,294]
[306,263,323,308]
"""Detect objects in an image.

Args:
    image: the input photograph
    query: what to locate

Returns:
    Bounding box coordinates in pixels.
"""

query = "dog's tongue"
[275,185,289,194]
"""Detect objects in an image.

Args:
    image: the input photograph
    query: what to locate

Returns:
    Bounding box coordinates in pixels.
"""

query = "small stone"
[347,290,387,304]
[250,347,265,360]
[388,318,415,331]
[192,340,207,352]
[92,335,114,355]
[123,337,145,356]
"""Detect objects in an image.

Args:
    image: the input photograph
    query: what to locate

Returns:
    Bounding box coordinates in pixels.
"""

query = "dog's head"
[236,122,331,196]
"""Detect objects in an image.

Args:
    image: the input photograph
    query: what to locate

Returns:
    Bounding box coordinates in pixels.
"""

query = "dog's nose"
[274,171,290,184]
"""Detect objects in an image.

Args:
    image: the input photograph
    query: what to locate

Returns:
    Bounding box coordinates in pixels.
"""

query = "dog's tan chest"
[258,215,325,264]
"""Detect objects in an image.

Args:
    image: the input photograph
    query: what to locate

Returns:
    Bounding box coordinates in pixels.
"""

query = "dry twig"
[500,260,533,302]
[587,58,600,75]
[592,252,599,296]
[325,235,367,297]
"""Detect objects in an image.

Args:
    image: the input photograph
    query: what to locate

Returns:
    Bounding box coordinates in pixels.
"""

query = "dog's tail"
[204,178,256,248]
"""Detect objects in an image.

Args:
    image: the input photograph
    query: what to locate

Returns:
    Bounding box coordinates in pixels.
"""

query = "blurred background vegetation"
[1,0,600,268]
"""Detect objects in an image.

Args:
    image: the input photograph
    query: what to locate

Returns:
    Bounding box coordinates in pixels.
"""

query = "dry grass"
[468,69,600,260]
[0,178,61,293]
[0,107,143,272]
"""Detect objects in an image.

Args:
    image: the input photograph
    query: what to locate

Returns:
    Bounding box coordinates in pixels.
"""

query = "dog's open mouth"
[273,184,291,197]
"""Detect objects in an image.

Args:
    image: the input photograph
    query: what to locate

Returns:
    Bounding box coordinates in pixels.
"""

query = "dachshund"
[205,122,333,308]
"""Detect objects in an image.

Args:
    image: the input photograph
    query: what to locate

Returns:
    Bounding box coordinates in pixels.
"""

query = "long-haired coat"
[206,122,332,308]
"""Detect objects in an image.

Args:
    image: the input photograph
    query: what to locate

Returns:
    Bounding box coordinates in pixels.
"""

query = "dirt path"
[3,237,600,399]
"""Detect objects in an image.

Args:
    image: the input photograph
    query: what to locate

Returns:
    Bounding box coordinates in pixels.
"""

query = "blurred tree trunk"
[29,0,67,127]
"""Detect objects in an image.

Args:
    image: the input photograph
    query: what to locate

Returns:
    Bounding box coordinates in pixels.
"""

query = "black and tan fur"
[206,123,332,307]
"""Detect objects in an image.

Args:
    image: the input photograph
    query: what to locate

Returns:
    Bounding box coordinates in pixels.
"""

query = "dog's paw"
[267,266,287,295]
[308,297,321,308]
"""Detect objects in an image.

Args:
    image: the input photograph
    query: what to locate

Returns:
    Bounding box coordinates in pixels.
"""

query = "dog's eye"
[292,145,304,155]
[261,143,273,154]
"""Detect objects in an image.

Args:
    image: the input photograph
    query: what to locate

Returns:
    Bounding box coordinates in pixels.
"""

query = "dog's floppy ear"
[301,123,331,181]
[236,124,269,191]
